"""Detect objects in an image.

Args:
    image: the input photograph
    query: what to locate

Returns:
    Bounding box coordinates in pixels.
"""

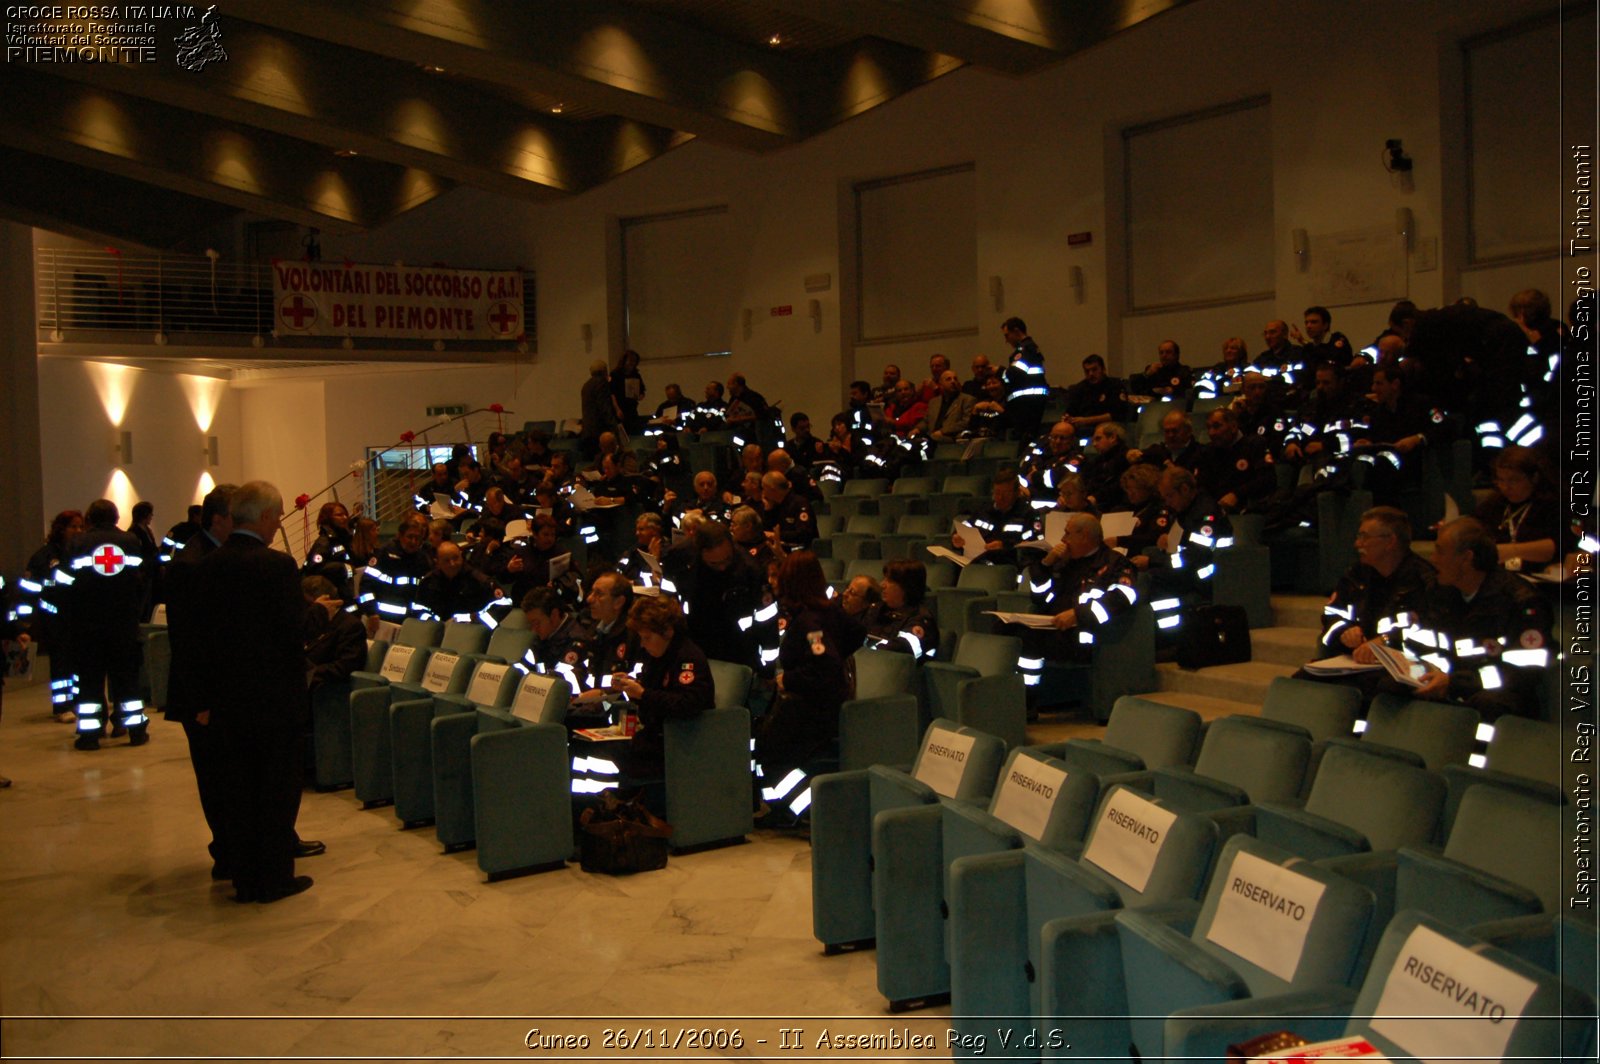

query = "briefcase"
[1176,604,1252,669]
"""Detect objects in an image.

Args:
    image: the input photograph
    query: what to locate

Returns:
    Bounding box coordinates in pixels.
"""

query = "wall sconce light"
[807,299,822,334]
[204,435,220,467]
[1292,228,1309,271]
[113,429,133,466]
[581,323,593,353]
[988,275,1004,313]
[1066,266,1084,305]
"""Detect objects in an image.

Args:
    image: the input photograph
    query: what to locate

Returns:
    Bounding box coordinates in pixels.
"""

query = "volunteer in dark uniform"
[1130,410,1205,474]
[1395,518,1553,721]
[1080,422,1132,512]
[302,575,367,690]
[1108,464,1170,557]
[160,505,203,564]
[1231,372,1291,454]
[19,509,84,722]
[754,552,867,817]
[760,471,817,549]
[359,512,432,625]
[1474,447,1562,570]
[865,559,939,661]
[954,468,1040,566]
[1129,340,1194,400]
[1021,422,1082,506]
[1194,337,1252,400]
[1000,316,1049,441]
[519,586,595,694]
[730,507,779,576]
[1062,354,1129,436]
[787,413,829,470]
[61,499,149,750]
[664,471,727,530]
[663,523,768,673]
[128,500,162,619]
[1294,506,1436,703]
[1014,512,1140,688]
[1352,362,1448,508]
[301,501,355,596]
[608,595,713,786]
[1146,467,1233,644]
[415,541,505,625]
[1198,407,1276,513]
[616,513,667,589]
[1289,306,1356,368]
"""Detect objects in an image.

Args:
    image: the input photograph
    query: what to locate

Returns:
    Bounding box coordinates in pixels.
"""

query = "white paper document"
[1100,510,1137,540]
[985,611,1058,630]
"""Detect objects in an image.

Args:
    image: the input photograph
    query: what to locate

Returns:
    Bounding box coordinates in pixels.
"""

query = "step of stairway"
[1250,626,1323,667]
[1155,660,1299,707]
[1139,689,1262,723]
[1270,594,1327,630]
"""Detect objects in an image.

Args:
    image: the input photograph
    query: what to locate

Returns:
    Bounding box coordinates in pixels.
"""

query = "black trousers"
[182,717,233,871]
[215,718,303,892]
[72,629,141,728]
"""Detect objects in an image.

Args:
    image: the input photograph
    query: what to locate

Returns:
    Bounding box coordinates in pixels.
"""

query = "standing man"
[165,484,237,879]
[192,482,315,903]
[61,499,149,750]
[1001,316,1049,441]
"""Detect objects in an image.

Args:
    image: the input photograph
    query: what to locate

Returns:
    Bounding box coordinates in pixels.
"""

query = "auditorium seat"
[1440,714,1565,834]
[429,656,528,851]
[922,632,1026,748]
[346,619,445,807]
[1260,676,1361,744]
[1331,691,1479,772]
[811,719,1007,954]
[948,784,1218,1055]
[388,626,491,826]
[838,647,922,771]
[1253,742,1445,861]
[874,748,1096,1012]
[470,673,574,880]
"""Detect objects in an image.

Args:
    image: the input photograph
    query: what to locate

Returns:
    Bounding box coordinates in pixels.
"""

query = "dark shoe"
[0,775,11,788]
[127,727,149,747]
[110,723,127,739]
[73,735,100,751]
[293,839,326,858]
[255,875,313,903]
[211,864,234,881]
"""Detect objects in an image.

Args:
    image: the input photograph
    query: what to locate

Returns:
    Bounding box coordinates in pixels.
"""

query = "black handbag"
[578,792,673,875]
[1176,604,1252,669]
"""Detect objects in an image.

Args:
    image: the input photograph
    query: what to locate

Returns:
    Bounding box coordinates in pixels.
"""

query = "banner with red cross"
[271,261,524,341]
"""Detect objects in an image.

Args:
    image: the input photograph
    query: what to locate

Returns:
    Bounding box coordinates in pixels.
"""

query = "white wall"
[36,360,241,531]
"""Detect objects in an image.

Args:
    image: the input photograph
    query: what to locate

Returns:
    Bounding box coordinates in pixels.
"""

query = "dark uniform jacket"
[1136,437,1205,475]
[763,492,817,549]
[671,555,772,672]
[1063,377,1129,423]
[360,540,432,620]
[1120,497,1172,555]
[1321,552,1437,652]
[415,567,503,624]
[60,527,146,642]
[629,632,714,755]
[968,498,1041,566]
[1198,436,1277,512]
[192,533,309,731]
[1026,543,1140,629]
[1080,444,1131,512]
[1150,493,1233,601]
[1403,569,1553,709]
[779,605,866,718]
[865,601,939,661]
[302,527,355,595]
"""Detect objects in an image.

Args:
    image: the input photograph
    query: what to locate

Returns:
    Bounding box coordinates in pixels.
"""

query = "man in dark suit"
[192,481,315,903]
[163,483,237,880]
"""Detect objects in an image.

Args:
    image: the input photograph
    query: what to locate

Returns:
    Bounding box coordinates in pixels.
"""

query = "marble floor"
[0,678,1107,1062]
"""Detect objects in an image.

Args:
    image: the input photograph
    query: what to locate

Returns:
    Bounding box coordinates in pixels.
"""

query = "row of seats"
[810,709,1590,1060]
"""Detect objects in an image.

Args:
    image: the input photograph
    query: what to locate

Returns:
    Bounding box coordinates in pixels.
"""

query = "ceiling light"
[550,102,564,114]
[420,63,447,74]
[767,33,782,47]
[334,147,360,157]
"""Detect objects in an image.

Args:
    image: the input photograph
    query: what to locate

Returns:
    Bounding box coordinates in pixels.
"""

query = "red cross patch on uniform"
[1236,458,1249,471]
[1157,516,1169,527]
[563,650,580,665]
[678,661,695,685]
[1519,629,1545,648]
[911,625,925,640]
[91,544,128,575]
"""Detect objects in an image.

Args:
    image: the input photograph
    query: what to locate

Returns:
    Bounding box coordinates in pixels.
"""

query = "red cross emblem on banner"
[278,294,318,331]
[488,301,520,336]
[93,545,128,575]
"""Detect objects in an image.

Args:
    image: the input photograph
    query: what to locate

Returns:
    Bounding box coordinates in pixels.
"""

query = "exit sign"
[426,404,467,417]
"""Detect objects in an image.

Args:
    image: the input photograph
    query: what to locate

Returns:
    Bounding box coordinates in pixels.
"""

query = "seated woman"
[754,552,868,794]
[865,558,939,660]
[1109,462,1170,563]
[607,595,714,783]
[1051,471,1101,518]
[1474,446,1560,570]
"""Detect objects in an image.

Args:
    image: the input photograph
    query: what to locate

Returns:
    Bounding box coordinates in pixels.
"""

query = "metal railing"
[280,406,517,563]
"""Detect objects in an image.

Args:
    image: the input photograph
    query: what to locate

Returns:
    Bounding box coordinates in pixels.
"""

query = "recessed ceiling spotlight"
[334,147,360,157]
[550,102,564,114]
[420,63,447,74]
[767,32,782,46]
